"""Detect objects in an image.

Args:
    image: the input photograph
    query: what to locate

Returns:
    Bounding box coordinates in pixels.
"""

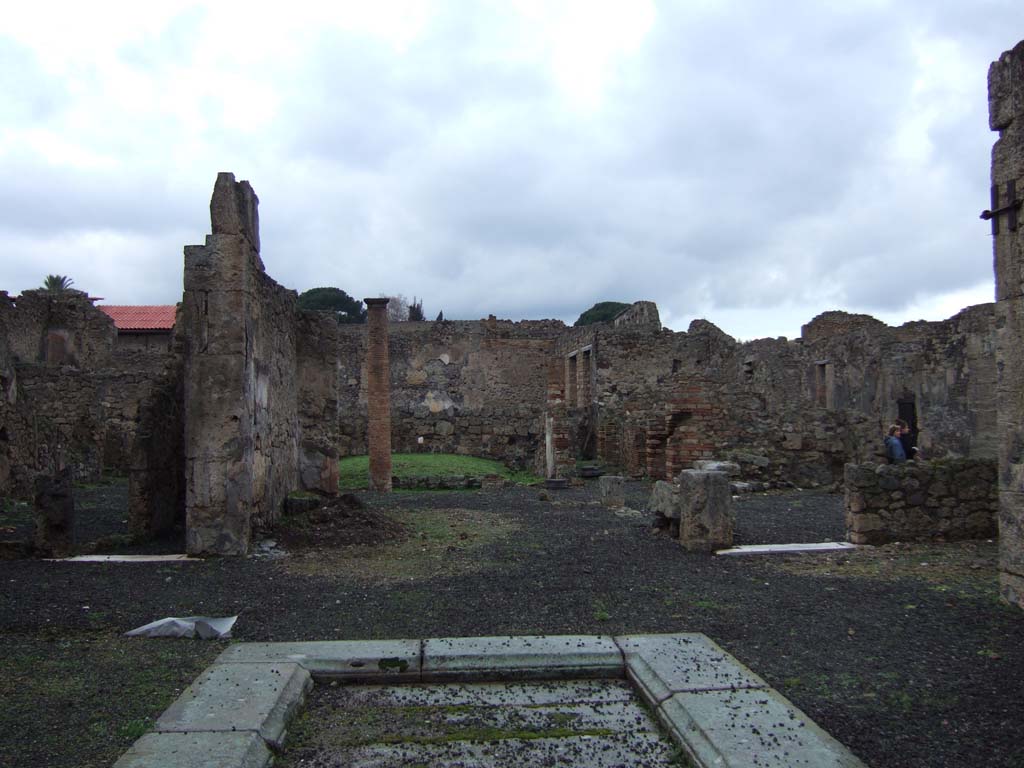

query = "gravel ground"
[1,480,1021,767]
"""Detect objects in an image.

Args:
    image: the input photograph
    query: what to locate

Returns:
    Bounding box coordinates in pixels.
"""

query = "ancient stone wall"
[336,319,562,473]
[296,310,341,494]
[128,326,185,539]
[844,460,998,544]
[612,300,661,328]
[0,290,171,498]
[2,289,116,367]
[990,39,1024,607]
[557,305,996,485]
[181,173,299,555]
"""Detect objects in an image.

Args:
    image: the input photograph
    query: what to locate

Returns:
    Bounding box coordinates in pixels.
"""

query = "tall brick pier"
[364,298,393,492]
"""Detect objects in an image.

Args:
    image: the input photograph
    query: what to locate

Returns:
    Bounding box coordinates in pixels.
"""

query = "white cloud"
[0,1,1017,339]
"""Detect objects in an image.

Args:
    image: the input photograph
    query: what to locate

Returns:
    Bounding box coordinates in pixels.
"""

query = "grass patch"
[280,506,519,583]
[0,631,223,768]
[0,497,32,530]
[338,453,539,491]
[73,475,128,490]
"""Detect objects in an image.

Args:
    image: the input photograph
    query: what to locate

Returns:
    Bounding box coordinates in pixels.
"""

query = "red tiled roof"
[98,305,177,331]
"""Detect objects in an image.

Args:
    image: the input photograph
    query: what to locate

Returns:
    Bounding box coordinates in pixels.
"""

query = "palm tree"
[41,275,74,293]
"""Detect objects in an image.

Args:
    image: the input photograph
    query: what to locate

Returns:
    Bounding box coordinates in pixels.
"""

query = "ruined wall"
[0,290,170,498]
[336,319,561,472]
[296,311,341,494]
[181,173,299,555]
[844,460,998,544]
[554,305,996,485]
[128,328,185,539]
[3,289,116,367]
[990,40,1024,608]
[612,300,661,328]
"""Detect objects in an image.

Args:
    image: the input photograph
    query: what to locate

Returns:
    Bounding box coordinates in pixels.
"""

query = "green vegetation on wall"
[574,301,630,326]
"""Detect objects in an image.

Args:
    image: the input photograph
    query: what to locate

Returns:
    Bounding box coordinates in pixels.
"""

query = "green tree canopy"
[574,301,631,326]
[296,287,366,323]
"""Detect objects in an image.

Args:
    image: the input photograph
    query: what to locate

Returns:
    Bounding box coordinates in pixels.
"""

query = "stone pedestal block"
[599,475,625,508]
[677,470,732,552]
[34,468,74,557]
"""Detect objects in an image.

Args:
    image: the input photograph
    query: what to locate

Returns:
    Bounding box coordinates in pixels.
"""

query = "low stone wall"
[844,460,998,544]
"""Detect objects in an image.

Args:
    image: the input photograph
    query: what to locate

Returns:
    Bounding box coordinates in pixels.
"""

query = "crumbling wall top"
[210,171,260,253]
[613,301,661,329]
[989,40,1024,131]
[800,310,888,343]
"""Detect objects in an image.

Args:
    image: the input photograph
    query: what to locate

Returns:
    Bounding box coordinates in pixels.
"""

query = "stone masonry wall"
[128,327,185,539]
[844,460,998,544]
[557,305,996,486]
[181,173,299,555]
[336,319,562,474]
[295,310,341,494]
[0,290,170,498]
[990,39,1024,607]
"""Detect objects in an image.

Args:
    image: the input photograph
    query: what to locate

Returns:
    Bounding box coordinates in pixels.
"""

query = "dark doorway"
[897,395,918,443]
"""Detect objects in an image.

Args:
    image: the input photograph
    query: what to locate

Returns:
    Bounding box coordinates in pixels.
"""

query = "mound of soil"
[277,494,408,549]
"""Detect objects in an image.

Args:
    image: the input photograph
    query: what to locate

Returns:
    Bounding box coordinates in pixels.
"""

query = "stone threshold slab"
[50,554,199,562]
[114,633,866,768]
[715,542,857,556]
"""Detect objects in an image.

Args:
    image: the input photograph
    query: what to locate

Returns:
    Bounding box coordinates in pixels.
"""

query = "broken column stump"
[677,469,733,552]
[599,475,625,508]
[34,468,74,557]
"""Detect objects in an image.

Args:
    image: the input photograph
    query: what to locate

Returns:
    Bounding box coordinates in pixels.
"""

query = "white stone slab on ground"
[53,554,198,562]
[422,634,622,681]
[155,663,312,750]
[617,633,767,703]
[216,639,421,682]
[715,542,857,556]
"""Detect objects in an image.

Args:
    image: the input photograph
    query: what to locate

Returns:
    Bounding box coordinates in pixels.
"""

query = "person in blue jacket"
[885,424,907,463]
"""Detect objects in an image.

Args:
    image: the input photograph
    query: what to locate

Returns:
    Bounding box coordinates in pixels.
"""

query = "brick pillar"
[364,298,392,492]
[990,40,1024,608]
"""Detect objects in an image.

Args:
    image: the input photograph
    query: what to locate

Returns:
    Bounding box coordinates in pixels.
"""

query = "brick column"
[364,298,392,492]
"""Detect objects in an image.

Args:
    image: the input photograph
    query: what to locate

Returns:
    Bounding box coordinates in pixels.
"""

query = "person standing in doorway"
[885,425,907,463]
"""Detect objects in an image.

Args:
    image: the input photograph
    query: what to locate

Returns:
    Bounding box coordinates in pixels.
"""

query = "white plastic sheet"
[125,615,237,639]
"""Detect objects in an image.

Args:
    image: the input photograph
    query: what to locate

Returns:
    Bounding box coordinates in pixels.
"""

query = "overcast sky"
[0,1,1018,339]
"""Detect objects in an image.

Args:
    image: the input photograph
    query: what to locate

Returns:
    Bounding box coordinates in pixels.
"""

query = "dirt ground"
[0,481,1021,767]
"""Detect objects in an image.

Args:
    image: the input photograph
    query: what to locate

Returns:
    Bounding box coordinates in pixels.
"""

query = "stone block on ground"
[648,480,678,518]
[599,475,625,507]
[155,662,311,749]
[216,640,422,682]
[480,474,506,491]
[659,688,867,767]
[616,633,766,704]
[677,470,733,551]
[421,635,622,681]
[113,731,271,768]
